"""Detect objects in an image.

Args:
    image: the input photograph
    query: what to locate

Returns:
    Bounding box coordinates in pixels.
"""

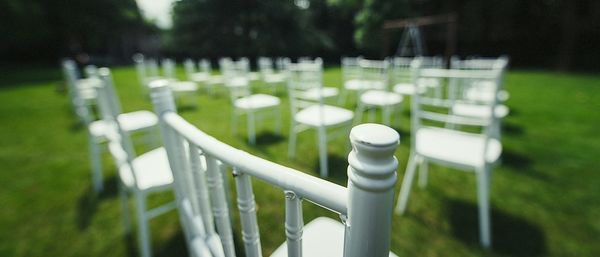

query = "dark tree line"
[1,0,598,70]
[0,0,157,65]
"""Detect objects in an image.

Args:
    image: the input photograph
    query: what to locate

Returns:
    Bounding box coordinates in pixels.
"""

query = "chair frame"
[151,82,400,257]
[395,67,504,248]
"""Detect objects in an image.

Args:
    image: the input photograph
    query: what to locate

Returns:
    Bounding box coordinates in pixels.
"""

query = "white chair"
[151,82,400,257]
[62,62,157,193]
[222,58,281,145]
[62,60,98,113]
[258,57,286,94]
[354,59,404,126]
[449,56,510,138]
[392,56,444,98]
[286,58,354,178]
[133,54,164,94]
[338,56,384,106]
[95,71,176,257]
[395,68,504,248]
[162,58,199,98]
[184,58,210,84]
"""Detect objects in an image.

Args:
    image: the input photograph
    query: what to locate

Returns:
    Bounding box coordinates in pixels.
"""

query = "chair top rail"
[163,112,349,214]
[419,68,500,79]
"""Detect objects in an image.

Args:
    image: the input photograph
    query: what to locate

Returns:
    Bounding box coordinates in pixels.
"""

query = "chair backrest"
[341,56,362,82]
[199,59,211,74]
[286,58,324,115]
[62,60,96,123]
[258,57,275,76]
[411,68,503,147]
[450,56,509,71]
[133,53,148,87]
[150,81,400,257]
[389,57,418,86]
[358,58,389,90]
[184,58,196,78]
[95,68,138,173]
[162,58,177,80]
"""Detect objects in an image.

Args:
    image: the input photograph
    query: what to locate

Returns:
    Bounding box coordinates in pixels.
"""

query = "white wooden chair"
[258,57,286,94]
[222,58,281,145]
[286,58,354,178]
[354,59,404,126]
[63,62,158,193]
[392,56,444,98]
[62,60,98,113]
[150,81,400,257]
[133,54,164,95]
[449,56,510,138]
[184,58,210,87]
[95,71,176,257]
[162,58,199,97]
[395,68,504,248]
[338,56,384,106]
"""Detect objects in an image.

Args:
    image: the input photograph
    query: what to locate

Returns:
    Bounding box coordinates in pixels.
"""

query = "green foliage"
[170,0,330,57]
[0,0,153,62]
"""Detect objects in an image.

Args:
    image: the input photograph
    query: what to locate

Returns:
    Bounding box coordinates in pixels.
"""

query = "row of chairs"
[63,54,509,253]
[64,61,402,257]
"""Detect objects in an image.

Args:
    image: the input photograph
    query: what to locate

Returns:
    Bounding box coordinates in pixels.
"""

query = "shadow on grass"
[313,154,348,185]
[76,175,119,230]
[253,132,286,146]
[501,149,533,170]
[502,121,525,136]
[446,198,546,256]
[177,104,198,113]
[123,230,189,257]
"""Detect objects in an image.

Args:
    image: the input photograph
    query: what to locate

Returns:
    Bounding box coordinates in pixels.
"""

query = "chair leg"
[382,105,391,126]
[119,183,131,234]
[231,111,238,135]
[338,89,347,106]
[418,159,428,188]
[89,137,104,193]
[247,111,256,144]
[274,107,282,135]
[317,126,328,178]
[476,166,492,249]
[395,154,419,214]
[135,192,152,257]
[288,124,297,159]
[354,101,365,124]
[368,107,376,122]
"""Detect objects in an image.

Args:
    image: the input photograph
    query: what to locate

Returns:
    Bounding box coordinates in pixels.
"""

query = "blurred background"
[2,0,600,70]
[1,1,599,257]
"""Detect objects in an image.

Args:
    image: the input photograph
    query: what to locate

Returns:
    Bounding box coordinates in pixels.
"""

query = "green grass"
[0,66,599,257]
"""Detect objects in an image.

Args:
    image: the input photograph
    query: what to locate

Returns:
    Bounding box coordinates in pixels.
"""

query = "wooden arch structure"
[382,13,458,61]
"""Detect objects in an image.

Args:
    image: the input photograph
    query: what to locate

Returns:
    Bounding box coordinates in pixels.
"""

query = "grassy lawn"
[0,65,599,257]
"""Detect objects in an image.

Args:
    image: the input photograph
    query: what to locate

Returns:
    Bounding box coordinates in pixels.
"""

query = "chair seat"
[234,94,280,110]
[301,87,339,101]
[393,83,421,95]
[77,78,100,100]
[248,72,260,81]
[270,217,398,257]
[190,72,209,82]
[264,73,286,83]
[226,77,249,88]
[416,127,502,168]
[452,103,509,119]
[89,110,158,138]
[119,147,174,191]
[344,79,386,91]
[295,105,353,127]
[171,81,198,92]
[207,75,224,84]
[360,90,403,106]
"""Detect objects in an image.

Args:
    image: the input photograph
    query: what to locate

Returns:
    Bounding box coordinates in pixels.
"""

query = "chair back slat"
[233,169,263,257]
[205,155,237,257]
[285,191,304,257]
